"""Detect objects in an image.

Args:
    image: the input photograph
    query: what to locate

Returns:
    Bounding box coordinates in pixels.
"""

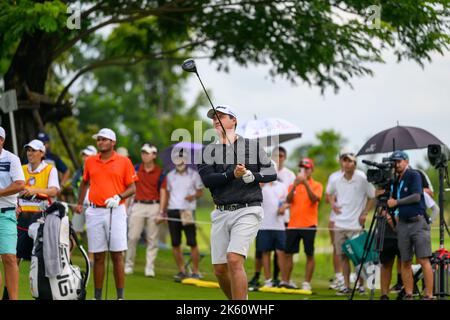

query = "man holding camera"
[387,150,434,300]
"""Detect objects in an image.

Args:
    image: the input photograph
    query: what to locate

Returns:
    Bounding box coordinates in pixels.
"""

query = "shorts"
[397,215,432,261]
[210,206,263,264]
[285,227,316,256]
[85,205,127,253]
[334,229,362,257]
[380,238,400,264]
[0,208,18,255]
[167,210,197,247]
[255,230,286,252]
[17,212,42,260]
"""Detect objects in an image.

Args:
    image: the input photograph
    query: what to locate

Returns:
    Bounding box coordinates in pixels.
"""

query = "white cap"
[116,147,129,157]
[24,139,46,153]
[92,128,116,141]
[0,127,5,139]
[81,145,97,156]
[207,105,237,119]
[141,143,158,154]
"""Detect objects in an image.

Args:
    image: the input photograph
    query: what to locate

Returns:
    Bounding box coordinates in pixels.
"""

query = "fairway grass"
[2,205,448,300]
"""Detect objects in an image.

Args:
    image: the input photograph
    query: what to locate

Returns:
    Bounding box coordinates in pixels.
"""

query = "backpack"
[29,202,90,300]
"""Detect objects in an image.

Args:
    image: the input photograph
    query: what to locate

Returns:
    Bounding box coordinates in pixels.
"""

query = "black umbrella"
[357,125,445,156]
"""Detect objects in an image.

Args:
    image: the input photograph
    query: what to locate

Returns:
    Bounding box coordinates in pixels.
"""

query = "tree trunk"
[3,31,59,155]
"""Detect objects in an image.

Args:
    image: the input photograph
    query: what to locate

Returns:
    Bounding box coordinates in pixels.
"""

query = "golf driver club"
[182,58,238,160]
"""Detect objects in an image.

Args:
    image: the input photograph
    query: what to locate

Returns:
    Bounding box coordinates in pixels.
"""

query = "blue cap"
[37,132,50,143]
[390,150,409,161]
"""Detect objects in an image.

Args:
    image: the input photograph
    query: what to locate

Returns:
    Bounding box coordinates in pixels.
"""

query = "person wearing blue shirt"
[387,150,433,300]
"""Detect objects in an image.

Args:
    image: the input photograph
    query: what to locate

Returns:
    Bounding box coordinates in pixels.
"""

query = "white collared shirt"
[167,167,204,210]
[261,181,287,230]
[328,172,375,230]
[326,169,366,218]
[0,149,25,207]
[276,166,295,223]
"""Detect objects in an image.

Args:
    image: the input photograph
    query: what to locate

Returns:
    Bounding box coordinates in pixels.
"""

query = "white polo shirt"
[326,169,366,221]
[328,172,375,230]
[0,149,25,208]
[424,192,439,222]
[276,166,295,224]
[277,167,296,189]
[167,167,204,211]
[261,181,287,231]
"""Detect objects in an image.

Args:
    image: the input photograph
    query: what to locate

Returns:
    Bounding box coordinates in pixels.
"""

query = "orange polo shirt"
[83,151,138,206]
[287,178,323,228]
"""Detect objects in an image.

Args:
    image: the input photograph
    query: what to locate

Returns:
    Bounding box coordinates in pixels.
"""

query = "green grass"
[2,204,449,300]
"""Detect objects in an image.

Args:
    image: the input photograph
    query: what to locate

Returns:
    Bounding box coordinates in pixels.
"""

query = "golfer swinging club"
[198,105,277,300]
[75,128,137,300]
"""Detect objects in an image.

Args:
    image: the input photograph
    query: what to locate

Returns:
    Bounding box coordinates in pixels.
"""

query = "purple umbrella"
[357,125,445,156]
[160,142,204,172]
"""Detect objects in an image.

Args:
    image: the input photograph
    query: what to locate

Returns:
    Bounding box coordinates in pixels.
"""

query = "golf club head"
[182,58,197,73]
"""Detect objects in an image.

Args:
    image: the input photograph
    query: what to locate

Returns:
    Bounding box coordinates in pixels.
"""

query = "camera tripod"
[431,163,450,299]
[349,200,390,300]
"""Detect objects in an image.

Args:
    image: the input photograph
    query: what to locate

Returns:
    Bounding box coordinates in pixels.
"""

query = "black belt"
[89,204,107,208]
[217,202,261,211]
[399,215,422,223]
[135,200,160,204]
[0,207,16,213]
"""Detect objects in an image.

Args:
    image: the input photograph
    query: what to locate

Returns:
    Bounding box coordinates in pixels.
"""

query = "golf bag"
[29,202,90,300]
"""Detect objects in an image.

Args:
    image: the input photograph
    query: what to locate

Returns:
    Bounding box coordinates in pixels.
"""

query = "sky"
[182,51,450,168]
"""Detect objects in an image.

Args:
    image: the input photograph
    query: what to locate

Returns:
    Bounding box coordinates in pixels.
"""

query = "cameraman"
[387,150,434,300]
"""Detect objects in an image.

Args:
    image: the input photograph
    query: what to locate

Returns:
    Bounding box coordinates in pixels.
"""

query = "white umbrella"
[236,117,302,145]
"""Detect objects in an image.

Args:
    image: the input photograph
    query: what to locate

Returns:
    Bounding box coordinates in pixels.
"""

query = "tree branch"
[55,39,208,105]
[52,0,195,60]
[53,14,151,59]
[81,2,106,19]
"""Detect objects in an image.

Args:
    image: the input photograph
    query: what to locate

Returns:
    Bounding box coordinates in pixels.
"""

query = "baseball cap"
[207,105,237,119]
[81,145,97,156]
[390,150,409,161]
[92,128,116,141]
[141,143,158,154]
[0,127,5,139]
[299,157,314,169]
[24,139,46,153]
[339,147,353,158]
[341,152,357,162]
[37,132,50,143]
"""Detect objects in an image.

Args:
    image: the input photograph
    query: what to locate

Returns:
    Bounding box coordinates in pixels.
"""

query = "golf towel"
[43,212,62,277]
[342,231,377,266]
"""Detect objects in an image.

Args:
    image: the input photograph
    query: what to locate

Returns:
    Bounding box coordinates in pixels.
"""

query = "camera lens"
[429,145,440,156]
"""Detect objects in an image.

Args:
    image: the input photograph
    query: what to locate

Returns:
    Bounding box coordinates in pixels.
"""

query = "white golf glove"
[105,195,121,208]
[242,170,255,184]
